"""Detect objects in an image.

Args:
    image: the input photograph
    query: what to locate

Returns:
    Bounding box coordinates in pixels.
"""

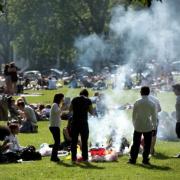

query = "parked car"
[23,70,42,81]
[41,68,64,80]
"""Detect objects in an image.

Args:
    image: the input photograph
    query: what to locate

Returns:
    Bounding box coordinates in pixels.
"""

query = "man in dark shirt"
[69,89,94,162]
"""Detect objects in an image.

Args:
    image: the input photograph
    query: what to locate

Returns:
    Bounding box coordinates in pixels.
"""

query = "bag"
[1,152,20,163]
[20,145,42,161]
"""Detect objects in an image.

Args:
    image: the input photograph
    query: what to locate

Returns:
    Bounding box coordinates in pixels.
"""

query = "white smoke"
[74,34,109,67]
[157,111,177,140]
[110,1,180,64]
[88,109,133,151]
[77,0,180,147]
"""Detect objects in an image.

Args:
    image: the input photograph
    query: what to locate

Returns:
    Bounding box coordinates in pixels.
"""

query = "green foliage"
[0,0,163,69]
[130,0,163,8]
[0,0,125,69]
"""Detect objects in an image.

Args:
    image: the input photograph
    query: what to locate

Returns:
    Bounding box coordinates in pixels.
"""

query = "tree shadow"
[57,161,105,170]
[137,163,171,171]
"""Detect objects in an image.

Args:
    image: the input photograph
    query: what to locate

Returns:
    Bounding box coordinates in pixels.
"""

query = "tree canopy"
[0,0,163,71]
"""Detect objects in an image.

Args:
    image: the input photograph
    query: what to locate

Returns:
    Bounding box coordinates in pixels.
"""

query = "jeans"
[49,127,60,159]
[130,130,152,163]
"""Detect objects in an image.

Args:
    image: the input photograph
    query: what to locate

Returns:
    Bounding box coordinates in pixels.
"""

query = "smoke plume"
[76,0,180,147]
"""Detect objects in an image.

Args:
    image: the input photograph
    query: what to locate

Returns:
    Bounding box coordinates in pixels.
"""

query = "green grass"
[0,87,179,180]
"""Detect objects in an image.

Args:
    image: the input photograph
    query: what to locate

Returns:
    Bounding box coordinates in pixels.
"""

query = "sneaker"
[127,159,136,165]
[51,157,60,162]
[142,161,151,165]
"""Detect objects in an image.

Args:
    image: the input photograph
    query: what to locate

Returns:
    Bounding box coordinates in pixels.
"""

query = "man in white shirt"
[128,86,157,165]
[172,84,180,139]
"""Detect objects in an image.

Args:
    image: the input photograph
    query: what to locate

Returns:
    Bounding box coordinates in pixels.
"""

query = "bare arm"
[88,104,96,116]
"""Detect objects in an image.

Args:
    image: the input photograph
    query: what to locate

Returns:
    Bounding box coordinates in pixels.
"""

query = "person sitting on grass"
[3,123,23,153]
[0,126,10,163]
[17,101,38,133]
[0,126,10,151]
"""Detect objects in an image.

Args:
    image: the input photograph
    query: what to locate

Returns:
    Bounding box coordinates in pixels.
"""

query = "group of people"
[4,62,19,95]
[1,83,179,164]
[49,89,94,162]
[129,84,180,165]
[0,95,38,133]
[49,84,180,164]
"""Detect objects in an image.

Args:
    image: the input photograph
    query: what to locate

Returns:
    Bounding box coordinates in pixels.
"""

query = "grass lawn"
[0,87,180,180]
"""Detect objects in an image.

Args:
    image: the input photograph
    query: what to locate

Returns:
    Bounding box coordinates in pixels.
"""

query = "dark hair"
[140,86,150,96]
[8,123,19,131]
[80,89,89,97]
[4,64,9,75]
[0,126,10,141]
[17,101,25,108]
[39,104,45,110]
[172,84,180,91]
[53,93,64,105]
[45,104,51,108]
[9,62,15,67]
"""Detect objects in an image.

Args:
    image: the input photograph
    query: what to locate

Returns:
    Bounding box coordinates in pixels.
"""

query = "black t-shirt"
[71,95,92,124]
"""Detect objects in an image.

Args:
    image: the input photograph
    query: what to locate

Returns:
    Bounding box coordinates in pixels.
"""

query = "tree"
[0,0,14,63]
[129,0,163,8]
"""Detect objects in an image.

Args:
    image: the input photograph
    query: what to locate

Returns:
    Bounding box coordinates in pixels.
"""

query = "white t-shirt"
[49,103,61,127]
[133,96,157,132]
[4,134,22,152]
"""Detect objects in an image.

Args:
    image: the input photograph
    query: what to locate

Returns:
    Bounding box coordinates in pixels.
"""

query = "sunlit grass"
[0,87,179,180]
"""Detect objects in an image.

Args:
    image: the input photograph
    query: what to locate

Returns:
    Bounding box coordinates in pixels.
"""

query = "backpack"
[20,145,42,161]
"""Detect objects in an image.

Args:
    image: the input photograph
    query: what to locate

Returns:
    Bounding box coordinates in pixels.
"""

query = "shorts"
[176,122,180,139]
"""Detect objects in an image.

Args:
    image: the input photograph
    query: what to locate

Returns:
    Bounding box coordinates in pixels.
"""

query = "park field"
[0,87,180,180]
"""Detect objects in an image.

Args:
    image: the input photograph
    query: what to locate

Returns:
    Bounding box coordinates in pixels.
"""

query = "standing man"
[149,91,161,155]
[70,89,94,162]
[129,86,157,165]
[172,84,180,139]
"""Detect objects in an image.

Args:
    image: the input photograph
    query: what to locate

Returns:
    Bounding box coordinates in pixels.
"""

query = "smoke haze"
[78,0,180,147]
[75,0,180,67]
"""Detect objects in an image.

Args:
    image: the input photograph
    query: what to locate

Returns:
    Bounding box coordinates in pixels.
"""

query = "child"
[3,123,23,153]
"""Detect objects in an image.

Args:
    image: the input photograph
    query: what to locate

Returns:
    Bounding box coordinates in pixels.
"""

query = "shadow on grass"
[57,161,105,169]
[152,152,170,160]
[137,163,171,171]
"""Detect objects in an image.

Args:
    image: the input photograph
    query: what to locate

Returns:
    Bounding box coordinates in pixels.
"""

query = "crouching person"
[17,101,38,133]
